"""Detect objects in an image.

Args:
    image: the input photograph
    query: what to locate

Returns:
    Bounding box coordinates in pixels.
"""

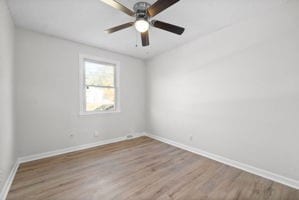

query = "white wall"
[146,1,299,182]
[0,0,16,194]
[15,28,146,157]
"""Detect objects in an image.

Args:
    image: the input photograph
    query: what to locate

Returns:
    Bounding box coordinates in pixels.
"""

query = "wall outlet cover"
[94,131,100,137]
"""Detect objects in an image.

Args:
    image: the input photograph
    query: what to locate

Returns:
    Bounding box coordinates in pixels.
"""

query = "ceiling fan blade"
[105,22,134,34]
[101,0,135,16]
[151,20,185,35]
[141,31,150,47]
[147,0,180,17]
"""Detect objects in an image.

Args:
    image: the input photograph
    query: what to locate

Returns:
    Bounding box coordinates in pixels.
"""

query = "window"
[79,55,119,114]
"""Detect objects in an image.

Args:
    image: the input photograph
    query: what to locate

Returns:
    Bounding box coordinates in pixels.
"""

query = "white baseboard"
[0,134,143,200]
[0,162,19,200]
[19,133,145,164]
[145,133,299,190]
[2,132,296,200]
[18,136,130,164]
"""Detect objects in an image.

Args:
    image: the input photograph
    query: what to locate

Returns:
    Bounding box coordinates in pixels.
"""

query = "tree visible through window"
[83,59,117,112]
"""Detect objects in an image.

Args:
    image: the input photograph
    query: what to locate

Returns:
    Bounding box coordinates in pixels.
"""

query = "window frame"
[79,54,120,115]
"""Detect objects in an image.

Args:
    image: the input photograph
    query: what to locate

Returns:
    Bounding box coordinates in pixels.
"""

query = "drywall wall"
[15,28,146,157]
[146,1,299,182]
[0,0,16,194]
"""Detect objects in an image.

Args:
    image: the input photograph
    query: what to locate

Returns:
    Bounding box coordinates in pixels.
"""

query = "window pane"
[85,61,114,87]
[85,86,115,112]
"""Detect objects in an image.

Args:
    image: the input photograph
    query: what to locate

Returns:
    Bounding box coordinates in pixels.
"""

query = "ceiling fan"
[101,0,185,47]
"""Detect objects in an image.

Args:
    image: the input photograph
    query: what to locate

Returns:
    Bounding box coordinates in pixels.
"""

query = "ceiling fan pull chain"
[135,29,138,47]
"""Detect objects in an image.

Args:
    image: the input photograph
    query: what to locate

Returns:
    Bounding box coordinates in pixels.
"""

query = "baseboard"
[0,161,19,200]
[145,133,299,190]
[18,135,143,164]
[0,134,144,200]
[2,133,296,200]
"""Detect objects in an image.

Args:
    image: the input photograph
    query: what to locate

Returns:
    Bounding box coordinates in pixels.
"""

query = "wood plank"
[7,136,299,200]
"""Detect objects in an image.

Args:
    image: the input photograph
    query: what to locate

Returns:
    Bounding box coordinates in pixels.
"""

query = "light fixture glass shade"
[135,19,149,33]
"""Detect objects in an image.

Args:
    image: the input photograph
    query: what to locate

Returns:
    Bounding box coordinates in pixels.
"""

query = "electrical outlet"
[69,130,75,138]
[0,170,3,186]
[189,135,193,141]
[94,131,100,137]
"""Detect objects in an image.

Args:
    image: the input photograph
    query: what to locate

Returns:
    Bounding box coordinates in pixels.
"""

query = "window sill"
[79,110,121,116]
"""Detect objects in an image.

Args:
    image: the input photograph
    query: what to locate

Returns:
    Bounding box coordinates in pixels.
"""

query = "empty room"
[1,0,299,199]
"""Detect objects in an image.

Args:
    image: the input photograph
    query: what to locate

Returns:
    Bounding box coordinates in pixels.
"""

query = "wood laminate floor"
[7,137,299,200]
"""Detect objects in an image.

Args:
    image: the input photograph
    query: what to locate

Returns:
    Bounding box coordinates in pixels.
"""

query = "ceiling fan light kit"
[101,0,185,47]
[135,19,150,33]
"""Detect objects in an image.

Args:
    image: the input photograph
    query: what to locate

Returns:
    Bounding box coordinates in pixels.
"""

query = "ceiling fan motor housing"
[134,2,151,20]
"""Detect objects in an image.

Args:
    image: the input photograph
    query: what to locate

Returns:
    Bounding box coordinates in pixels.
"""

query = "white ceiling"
[8,0,288,59]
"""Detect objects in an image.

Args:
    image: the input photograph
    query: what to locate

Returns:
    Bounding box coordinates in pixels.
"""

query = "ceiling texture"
[8,0,288,59]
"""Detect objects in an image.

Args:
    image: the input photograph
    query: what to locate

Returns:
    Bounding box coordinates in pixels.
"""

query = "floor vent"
[126,135,134,139]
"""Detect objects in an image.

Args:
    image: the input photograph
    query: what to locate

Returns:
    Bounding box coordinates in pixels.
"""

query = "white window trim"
[79,54,120,115]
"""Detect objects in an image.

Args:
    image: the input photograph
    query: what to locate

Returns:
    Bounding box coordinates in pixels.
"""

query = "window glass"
[82,59,117,113]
